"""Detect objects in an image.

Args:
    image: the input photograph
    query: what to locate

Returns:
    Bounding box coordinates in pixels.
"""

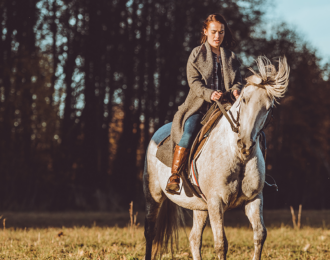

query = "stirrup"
[165,175,182,195]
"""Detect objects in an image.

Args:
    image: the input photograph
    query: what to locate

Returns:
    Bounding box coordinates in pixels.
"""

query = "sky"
[265,0,330,64]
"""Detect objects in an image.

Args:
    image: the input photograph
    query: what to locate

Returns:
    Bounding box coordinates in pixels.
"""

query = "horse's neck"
[205,102,240,157]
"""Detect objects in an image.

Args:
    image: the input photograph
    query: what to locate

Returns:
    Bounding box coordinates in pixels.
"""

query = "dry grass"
[0,211,329,259]
[0,226,329,259]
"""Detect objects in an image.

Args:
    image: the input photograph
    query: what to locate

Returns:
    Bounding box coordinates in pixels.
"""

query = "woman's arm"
[230,53,243,93]
[186,49,214,103]
[229,53,243,99]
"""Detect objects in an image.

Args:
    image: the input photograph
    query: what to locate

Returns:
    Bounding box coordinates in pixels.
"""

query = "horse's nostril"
[237,139,245,149]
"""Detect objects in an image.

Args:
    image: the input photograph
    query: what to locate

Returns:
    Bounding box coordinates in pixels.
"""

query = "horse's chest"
[198,149,265,206]
[225,157,265,208]
[241,174,263,198]
[223,172,264,210]
[242,156,265,197]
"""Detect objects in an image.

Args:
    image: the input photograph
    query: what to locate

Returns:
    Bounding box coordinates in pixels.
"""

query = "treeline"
[0,0,329,210]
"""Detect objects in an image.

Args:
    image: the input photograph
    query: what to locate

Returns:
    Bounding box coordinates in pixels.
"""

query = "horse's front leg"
[245,193,267,260]
[208,198,228,259]
[189,210,208,260]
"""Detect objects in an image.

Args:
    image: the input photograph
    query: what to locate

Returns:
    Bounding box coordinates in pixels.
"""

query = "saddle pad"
[190,159,207,202]
[155,136,173,167]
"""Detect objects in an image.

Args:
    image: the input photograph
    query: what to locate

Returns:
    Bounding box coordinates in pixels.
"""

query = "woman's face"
[204,22,225,49]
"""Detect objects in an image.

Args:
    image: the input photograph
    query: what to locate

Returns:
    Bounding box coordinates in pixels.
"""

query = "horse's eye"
[242,98,246,103]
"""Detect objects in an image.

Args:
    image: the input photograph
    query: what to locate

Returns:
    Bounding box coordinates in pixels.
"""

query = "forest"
[0,0,329,210]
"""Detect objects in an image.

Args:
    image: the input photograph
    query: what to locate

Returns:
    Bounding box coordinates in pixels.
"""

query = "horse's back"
[143,123,172,204]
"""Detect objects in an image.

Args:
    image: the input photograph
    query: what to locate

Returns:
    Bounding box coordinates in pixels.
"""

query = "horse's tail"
[152,198,185,259]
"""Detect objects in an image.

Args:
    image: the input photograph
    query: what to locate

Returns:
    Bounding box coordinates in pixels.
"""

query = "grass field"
[0,211,329,259]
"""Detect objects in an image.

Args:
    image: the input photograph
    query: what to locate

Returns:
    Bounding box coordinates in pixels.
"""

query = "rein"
[215,100,239,133]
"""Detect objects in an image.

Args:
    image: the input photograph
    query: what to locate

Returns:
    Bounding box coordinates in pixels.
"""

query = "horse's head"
[237,56,289,157]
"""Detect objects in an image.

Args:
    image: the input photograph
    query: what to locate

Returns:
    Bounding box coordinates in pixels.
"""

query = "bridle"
[215,90,274,137]
[215,91,278,191]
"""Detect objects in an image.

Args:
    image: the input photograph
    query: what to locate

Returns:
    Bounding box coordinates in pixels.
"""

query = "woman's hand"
[211,91,223,101]
[233,90,241,99]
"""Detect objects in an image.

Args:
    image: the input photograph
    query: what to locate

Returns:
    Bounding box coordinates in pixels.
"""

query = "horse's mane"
[246,56,290,103]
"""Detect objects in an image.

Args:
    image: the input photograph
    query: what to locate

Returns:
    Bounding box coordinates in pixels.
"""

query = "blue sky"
[265,0,330,64]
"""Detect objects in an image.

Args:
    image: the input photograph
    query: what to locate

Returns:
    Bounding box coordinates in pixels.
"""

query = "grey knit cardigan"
[157,41,243,165]
[171,41,243,145]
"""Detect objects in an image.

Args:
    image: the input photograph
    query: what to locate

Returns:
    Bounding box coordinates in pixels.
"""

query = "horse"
[143,56,290,260]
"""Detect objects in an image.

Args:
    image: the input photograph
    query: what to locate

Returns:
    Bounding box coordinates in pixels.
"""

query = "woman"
[166,14,243,193]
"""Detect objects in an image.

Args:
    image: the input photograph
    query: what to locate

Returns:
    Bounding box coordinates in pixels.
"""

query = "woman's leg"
[166,113,203,193]
[178,113,203,148]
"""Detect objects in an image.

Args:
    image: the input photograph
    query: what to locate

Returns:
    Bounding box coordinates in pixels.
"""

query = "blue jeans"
[178,113,203,148]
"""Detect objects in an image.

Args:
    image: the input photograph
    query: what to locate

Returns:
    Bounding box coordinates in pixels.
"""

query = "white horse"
[143,56,289,260]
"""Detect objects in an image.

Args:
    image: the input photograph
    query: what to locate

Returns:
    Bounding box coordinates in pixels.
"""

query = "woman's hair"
[200,14,235,48]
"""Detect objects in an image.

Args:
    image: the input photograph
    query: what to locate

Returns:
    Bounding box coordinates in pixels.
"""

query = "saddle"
[155,101,232,201]
[192,102,232,159]
[156,101,231,167]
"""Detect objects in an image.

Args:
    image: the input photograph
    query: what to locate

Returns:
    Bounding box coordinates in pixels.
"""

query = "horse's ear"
[246,75,262,85]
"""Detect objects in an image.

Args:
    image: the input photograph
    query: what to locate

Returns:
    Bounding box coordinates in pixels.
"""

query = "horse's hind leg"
[245,193,267,260]
[189,210,208,260]
[143,151,164,260]
[144,197,161,260]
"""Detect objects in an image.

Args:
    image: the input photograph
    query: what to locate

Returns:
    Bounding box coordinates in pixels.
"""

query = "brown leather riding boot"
[165,145,190,193]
